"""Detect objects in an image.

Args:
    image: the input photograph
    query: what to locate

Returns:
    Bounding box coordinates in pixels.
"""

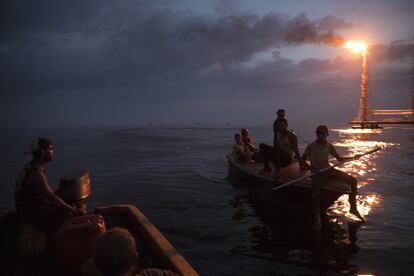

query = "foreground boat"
[0,204,198,276]
[227,155,350,212]
[95,205,198,276]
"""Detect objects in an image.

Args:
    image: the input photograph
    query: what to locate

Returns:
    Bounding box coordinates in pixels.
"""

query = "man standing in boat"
[300,125,364,230]
[260,119,306,174]
[15,138,84,232]
[273,109,286,144]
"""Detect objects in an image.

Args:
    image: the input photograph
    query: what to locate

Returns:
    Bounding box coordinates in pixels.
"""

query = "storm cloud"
[370,40,414,61]
[0,1,412,126]
[1,5,350,95]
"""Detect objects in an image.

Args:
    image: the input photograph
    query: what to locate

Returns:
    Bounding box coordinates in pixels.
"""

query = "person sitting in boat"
[300,125,364,230]
[241,128,258,152]
[15,138,85,233]
[259,119,306,175]
[82,227,178,276]
[231,133,253,163]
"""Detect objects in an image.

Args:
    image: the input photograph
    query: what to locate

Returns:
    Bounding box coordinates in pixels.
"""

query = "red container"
[56,214,106,275]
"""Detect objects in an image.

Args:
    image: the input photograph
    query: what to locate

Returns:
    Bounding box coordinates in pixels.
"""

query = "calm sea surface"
[0,125,413,275]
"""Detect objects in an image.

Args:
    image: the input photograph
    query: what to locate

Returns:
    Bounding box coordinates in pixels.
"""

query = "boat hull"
[227,156,349,212]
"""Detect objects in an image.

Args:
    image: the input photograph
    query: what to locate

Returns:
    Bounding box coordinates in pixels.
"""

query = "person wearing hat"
[301,125,364,231]
[15,138,85,232]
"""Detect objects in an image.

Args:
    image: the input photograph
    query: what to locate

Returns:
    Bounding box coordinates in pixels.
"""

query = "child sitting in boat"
[232,133,254,164]
[241,128,258,152]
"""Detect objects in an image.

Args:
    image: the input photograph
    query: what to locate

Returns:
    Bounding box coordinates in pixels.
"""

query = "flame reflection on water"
[333,128,382,135]
[328,194,380,221]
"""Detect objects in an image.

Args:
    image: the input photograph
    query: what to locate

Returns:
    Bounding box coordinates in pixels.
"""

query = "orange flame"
[344,40,368,53]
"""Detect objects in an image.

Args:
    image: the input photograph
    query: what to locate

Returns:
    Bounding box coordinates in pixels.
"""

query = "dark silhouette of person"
[273,109,286,144]
[82,228,179,276]
[301,125,364,231]
[15,138,84,232]
[259,119,306,175]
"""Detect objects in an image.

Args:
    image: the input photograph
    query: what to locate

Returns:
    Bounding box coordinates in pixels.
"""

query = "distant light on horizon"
[344,40,368,53]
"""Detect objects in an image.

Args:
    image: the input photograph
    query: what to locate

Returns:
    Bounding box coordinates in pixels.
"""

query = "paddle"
[272,146,383,191]
[291,129,308,143]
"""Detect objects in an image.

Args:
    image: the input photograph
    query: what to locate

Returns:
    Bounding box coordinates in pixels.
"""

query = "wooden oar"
[272,146,382,191]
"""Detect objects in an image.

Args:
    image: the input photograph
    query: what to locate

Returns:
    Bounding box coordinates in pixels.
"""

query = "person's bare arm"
[248,143,259,151]
[31,172,77,214]
[249,138,259,151]
[330,145,353,162]
[289,133,307,169]
[288,132,300,160]
[300,145,311,170]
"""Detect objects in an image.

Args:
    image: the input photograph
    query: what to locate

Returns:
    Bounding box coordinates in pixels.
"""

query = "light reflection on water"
[328,194,381,222]
[328,128,396,222]
[333,128,383,135]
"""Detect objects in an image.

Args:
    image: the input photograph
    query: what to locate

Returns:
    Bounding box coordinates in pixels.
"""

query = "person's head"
[315,125,329,141]
[25,138,54,162]
[241,128,249,137]
[234,133,242,143]
[94,228,138,276]
[276,118,288,132]
[276,109,285,118]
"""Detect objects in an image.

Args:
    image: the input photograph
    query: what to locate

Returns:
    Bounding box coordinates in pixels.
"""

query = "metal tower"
[350,42,414,127]
[412,38,414,115]
[357,50,369,121]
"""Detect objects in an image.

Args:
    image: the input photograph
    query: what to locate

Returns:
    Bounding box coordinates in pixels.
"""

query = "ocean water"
[0,125,413,275]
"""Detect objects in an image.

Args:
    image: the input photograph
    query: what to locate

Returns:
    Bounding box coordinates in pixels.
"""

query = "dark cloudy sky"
[1,0,413,127]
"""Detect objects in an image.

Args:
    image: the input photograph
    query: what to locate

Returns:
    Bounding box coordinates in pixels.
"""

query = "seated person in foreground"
[259,119,306,175]
[82,227,178,276]
[231,133,254,163]
[301,125,364,231]
[15,138,84,233]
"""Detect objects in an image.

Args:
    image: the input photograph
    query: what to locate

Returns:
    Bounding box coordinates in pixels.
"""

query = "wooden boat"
[227,155,350,212]
[0,204,198,276]
[96,205,198,275]
[350,122,383,129]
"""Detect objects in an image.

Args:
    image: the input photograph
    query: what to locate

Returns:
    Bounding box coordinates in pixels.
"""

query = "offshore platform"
[350,43,414,129]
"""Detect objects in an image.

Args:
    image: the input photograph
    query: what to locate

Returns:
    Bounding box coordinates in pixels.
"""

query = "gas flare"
[344,40,370,121]
[344,40,368,53]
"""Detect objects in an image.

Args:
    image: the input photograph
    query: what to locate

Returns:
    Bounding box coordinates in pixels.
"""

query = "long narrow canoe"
[227,155,350,212]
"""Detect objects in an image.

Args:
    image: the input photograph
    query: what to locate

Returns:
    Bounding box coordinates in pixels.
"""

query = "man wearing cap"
[15,138,84,232]
[301,125,364,230]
